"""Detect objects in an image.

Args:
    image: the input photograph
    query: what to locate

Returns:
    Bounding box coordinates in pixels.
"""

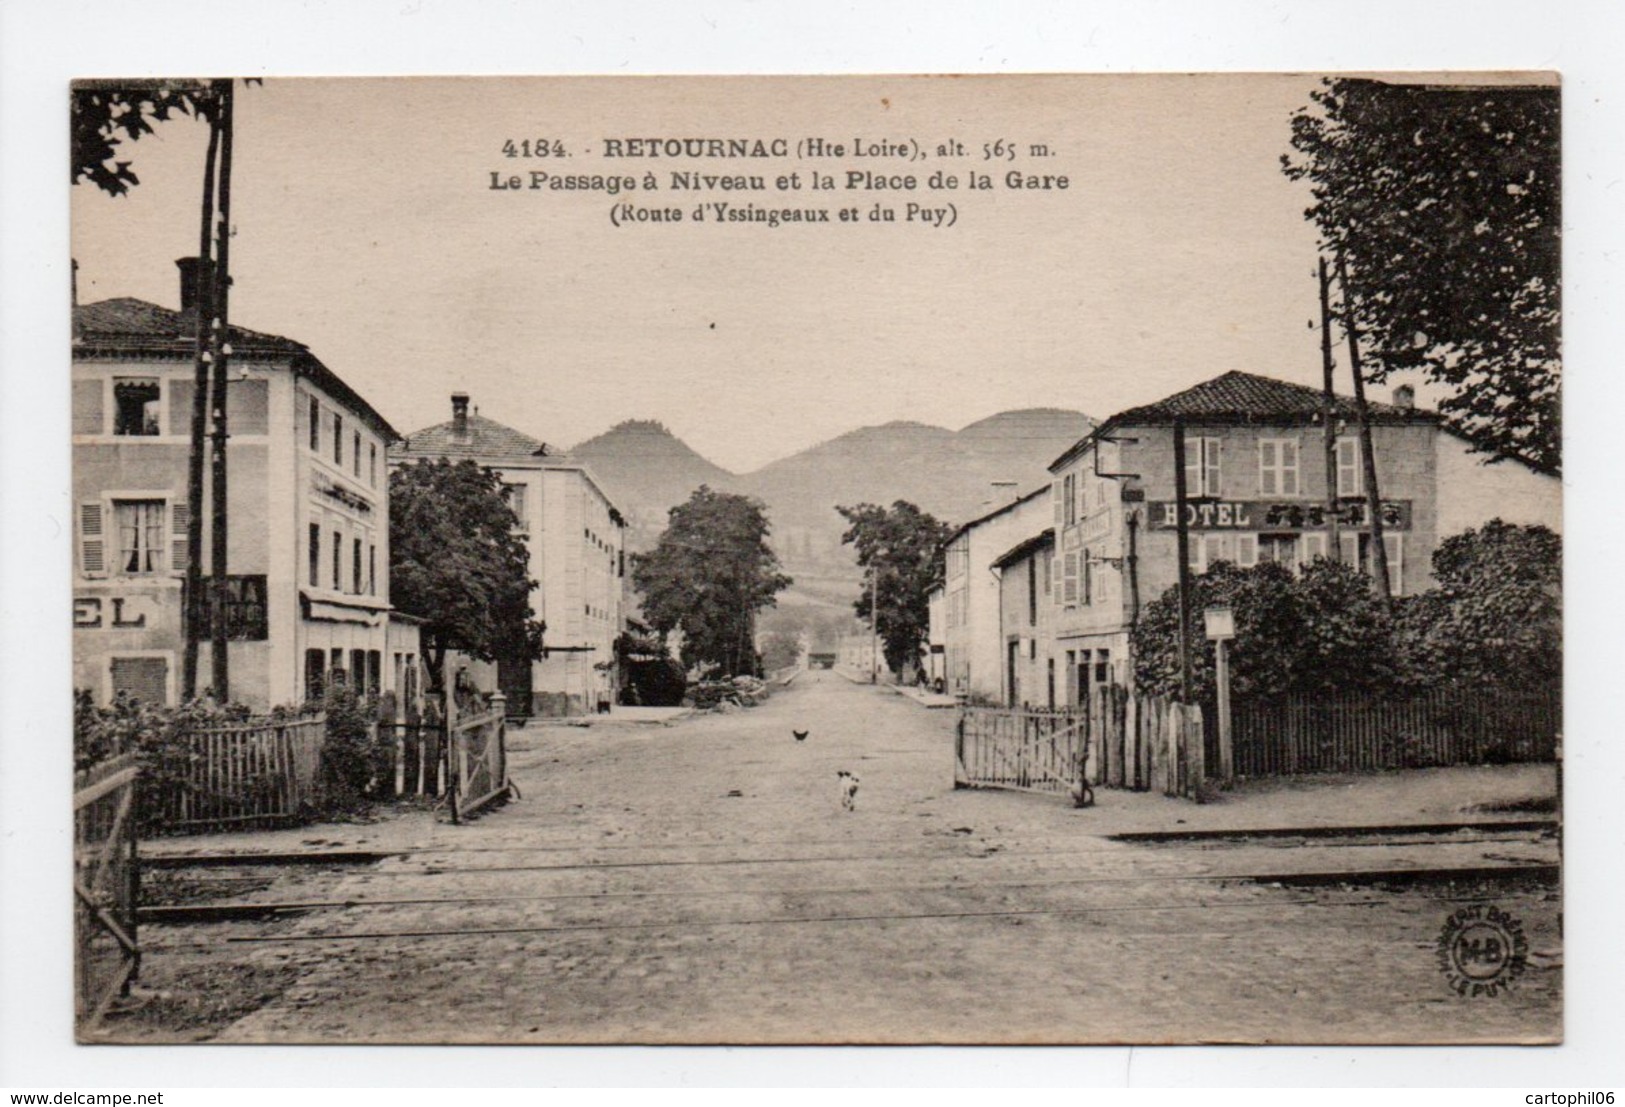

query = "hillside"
[568,408,1094,588]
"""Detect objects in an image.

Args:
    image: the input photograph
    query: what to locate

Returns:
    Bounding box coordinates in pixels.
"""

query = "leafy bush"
[316,681,379,811]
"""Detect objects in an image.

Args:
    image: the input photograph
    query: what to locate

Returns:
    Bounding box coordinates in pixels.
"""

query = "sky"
[74,74,1446,472]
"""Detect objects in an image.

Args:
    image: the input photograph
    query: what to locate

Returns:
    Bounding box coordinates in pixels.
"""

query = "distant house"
[391,394,627,716]
[1043,369,1562,702]
[940,487,1051,702]
[992,528,1056,708]
[72,259,419,710]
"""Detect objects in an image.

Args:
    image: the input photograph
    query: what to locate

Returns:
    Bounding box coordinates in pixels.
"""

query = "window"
[1063,474,1077,526]
[309,524,321,586]
[110,656,168,704]
[368,544,376,595]
[1184,437,1222,497]
[369,443,377,487]
[113,379,162,436]
[305,649,327,700]
[1257,533,1300,567]
[1094,649,1111,687]
[504,482,528,528]
[1336,438,1362,497]
[353,537,363,593]
[1027,558,1038,625]
[1340,532,1404,595]
[1082,548,1093,605]
[114,500,166,575]
[333,413,343,465]
[353,431,361,476]
[332,530,342,590]
[309,396,320,450]
[1258,438,1301,496]
[1301,532,1328,565]
[1190,532,1258,573]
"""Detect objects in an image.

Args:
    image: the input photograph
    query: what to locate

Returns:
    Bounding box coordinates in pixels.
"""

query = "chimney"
[175,256,204,312]
[1392,384,1415,410]
[451,392,470,440]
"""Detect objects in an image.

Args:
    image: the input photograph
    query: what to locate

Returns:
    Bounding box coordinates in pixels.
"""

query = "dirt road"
[116,673,1561,1044]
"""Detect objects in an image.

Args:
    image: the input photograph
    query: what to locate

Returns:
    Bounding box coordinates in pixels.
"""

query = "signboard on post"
[1204,605,1235,641]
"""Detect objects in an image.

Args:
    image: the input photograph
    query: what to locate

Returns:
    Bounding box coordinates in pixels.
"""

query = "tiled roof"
[72,297,400,442]
[74,297,305,354]
[1051,370,1435,472]
[1109,370,1430,426]
[392,413,556,462]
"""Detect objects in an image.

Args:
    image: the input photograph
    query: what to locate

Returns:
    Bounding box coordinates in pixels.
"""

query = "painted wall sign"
[1147,499,1412,532]
[72,595,156,629]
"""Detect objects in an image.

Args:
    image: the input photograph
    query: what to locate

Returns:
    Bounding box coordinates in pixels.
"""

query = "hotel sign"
[1147,500,1412,531]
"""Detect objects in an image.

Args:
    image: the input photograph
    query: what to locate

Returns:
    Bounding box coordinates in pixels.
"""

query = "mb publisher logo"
[1437,904,1529,997]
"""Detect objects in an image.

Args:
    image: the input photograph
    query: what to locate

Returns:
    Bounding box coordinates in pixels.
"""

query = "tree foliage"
[389,458,542,683]
[837,500,954,677]
[1133,520,1561,700]
[1398,520,1562,684]
[1132,559,1395,702]
[631,485,791,677]
[71,79,219,196]
[1283,77,1560,474]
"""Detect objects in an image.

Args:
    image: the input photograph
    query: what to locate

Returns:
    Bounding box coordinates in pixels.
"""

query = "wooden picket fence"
[956,688,1206,802]
[446,691,512,823]
[1231,684,1559,777]
[146,713,325,830]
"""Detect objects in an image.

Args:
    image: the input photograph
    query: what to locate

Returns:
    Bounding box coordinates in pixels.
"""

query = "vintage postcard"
[69,74,1561,1045]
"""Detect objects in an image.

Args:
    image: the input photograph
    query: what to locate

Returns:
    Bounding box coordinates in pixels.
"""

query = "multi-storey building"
[939,487,1051,702]
[391,395,627,716]
[72,260,416,710]
[992,528,1056,708]
[1043,370,1562,702]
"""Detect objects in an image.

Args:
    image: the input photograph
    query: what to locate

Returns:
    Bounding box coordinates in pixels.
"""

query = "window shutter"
[80,502,107,578]
[1054,483,1064,527]
[170,501,189,576]
[1339,531,1360,570]
[1204,438,1221,497]
[1259,441,1277,495]
[1183,446,1201,500]
[1384,534,1403,595]
[1301,532,1327,566]
[1282,440,1300,495]
[1062,552,1078,605]
[1236,533,1258,567]
[1337,439,1361,496]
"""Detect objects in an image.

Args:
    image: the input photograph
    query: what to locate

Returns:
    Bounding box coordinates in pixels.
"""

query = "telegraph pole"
[209,79,236,700]
[1171,418,1194,703]
[182,103,221,700]
[1317,256,1342,564]
[1336,253,1391,600]
[869,562,879,683]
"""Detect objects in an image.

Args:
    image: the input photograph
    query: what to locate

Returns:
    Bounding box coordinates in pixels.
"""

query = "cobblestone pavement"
[124,673,1561,1044]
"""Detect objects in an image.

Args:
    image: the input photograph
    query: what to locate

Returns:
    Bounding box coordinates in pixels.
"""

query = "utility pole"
[209,78,236,700]
[182,104,221,700]
[1171,418,1194,703]
[1336,253,1391,600]
[1317,256,1342,565]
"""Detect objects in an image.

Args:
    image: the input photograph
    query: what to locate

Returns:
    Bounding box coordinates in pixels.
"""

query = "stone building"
[1043,370,1562,703]
[939,487,1051,702]
[72,261,418,709]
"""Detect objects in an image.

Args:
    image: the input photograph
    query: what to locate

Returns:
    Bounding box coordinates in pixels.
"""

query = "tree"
[1132,559,1396,702]
[1283,78,1560,474]
[632,485,791,677]
[1400,520,1561,685]
[836,501,954,678]
[389,458,543,687]
[72,79,217,196]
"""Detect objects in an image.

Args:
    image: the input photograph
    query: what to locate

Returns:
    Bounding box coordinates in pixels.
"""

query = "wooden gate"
[956,688,1206,804]
[446,691,512,823]
[74,751,140,1027]
[955,705,1092,803]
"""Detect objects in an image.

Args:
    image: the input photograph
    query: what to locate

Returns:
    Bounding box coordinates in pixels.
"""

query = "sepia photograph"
[65,71,1564,1047]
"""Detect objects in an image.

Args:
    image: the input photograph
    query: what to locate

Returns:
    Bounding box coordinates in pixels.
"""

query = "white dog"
[837,770,860,812]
